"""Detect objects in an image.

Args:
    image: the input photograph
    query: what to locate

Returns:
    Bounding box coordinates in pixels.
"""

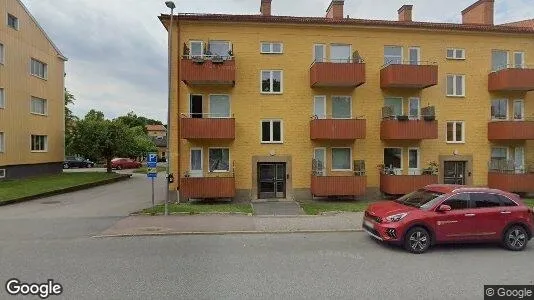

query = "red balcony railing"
[488,66,534,92]
[180,176,236,199]
[380,61,438,89]
[488,120,534,140]
[380,119,438,140]
[180,114,235,140]
[487,160,534,193]
[311,175,367,197]
[310,117,366,140]
[181,56,236,86]
[310,59,366,88]
[380,174,438,195]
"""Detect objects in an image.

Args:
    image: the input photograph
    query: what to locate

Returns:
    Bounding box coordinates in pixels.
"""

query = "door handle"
[465,213,476,217]
[500,211,512,214]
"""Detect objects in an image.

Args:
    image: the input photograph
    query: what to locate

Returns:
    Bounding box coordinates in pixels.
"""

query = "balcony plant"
[212,55,224,64]
[422,106,436,121]
[397,115,409,121]
[377,164,396,175]
[352,50,363,63]
[183,43,190,57]
[422,161,439,175]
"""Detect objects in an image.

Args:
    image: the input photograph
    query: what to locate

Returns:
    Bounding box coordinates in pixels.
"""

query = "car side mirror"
[437,204,452,212]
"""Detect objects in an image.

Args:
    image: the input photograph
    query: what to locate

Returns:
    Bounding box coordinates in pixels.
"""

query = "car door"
[434,193,475,242]
[467,192,508,241]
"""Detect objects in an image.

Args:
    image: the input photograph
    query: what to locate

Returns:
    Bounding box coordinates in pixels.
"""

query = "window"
[0,88,4,108]
[314,44,325,62]
[470,193,502,208]
[189,41,203,57]
[261,70,282,93]
[30,97,47,115]
[30,58,47,79]
[408,47,420,65]
[0,169,5,179]
[190,148,203,175]
[408,148,420,173]
[31,135,47,151]
[330,44,351,63]
[332,148,351,171]
[208,41,230,58]
[384,46,402,65]
[492,50,508,71]
[313,96,326,119]
[491,147,508,162]
[513,100,524,120]
[0,43,4,64]
[514,147,525,173]
[446,48,465,60]
[313,148,326,176]
[332,96,351,119]
[261,42,283,54]
[514,52,525,68]
[384,97,403,117]
[209,95,230,118]
[208,148,230,172]
[442,193,470,210]
[0,132,4,152]
[498,195,517,207]
[446,75,465,97]
[7,14,18,30]
[384,148,402,171]
[491,99,507,120]
[261,120,282,143]
[446,121,465,143]
[409,97,420,119]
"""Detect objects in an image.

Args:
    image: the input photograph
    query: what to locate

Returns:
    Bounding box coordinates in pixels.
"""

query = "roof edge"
[461,0,494,14]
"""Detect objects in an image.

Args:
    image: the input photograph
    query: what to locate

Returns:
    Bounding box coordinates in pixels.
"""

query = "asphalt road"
[1,176,533,299]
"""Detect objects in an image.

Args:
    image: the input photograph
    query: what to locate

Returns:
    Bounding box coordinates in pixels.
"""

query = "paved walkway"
[252,201,305,215]
[96,213,364,237]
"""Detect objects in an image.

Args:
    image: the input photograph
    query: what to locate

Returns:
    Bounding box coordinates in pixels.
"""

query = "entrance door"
[190,95,203,118]
[190,148,203,177]
[443,161,466,185]
[258,163,286,199]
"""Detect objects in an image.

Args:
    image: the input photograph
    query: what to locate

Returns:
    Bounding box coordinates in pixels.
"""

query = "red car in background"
[363,185,533,254]
[111,158,142,170]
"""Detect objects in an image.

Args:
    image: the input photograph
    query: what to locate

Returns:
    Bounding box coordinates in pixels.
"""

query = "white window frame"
[408,147,421,175]
[446,48,466,60]
[491,99,508,121]
[30,135,48,152]
[189,40,204,58]
[313,44,326,62]
[408,47,421,65]
[260,70,283,94]
[7,13,19,30]
[0,132,4,153]
[313,147,327,176]
[513,51,525,68]
[30,58,47,79]
[208,147,230,173]
[446,121,465,144]
[260,119,283,144]
[260,42,283,54]
[384,97,404,117]
[408,97,420,120]
[208,94,231,118]
[30,96,48,116]
[189,147,203,176]
[331,95,352,119]
[0,87,4,109]
[492,50,509,72]
[0,43,4,64]
[513,99,524,121]
[207,40,231,57]
[313,96,326,119]
[330,44,352,63]
[331,147,352,172]
[384,45,403,65]
[491,147,509,160]
[0,169,5,179]
[446,74,466,97]
[384,147,403,174]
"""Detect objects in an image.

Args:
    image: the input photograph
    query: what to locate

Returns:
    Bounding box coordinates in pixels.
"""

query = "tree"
[64,89,79,155]
[115,111,163,133]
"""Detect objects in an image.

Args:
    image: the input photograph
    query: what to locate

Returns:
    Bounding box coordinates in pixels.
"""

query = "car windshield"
[394,189,445,209]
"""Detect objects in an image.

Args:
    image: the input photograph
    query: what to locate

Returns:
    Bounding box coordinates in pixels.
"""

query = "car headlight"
[385,212,408,223]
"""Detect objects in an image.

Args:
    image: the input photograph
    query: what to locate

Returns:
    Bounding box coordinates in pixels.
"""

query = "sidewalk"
[95,212,364,237]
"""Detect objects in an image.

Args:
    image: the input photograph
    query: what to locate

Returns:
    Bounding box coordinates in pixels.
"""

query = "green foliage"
[64,89,79,155]
[115,111,163,133]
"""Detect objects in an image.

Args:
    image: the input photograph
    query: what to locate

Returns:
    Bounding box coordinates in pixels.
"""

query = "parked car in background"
[111,158,142,170]
[363,185,533,254]
[63,156,95,169]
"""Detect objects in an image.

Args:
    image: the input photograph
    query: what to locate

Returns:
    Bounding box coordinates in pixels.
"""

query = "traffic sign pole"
[146,153,158,211]
[151,177,155,209]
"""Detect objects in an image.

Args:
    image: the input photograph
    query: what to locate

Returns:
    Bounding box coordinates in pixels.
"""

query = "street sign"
[147,162,157,168]
[147,167,157,178]
[148,153,158,163]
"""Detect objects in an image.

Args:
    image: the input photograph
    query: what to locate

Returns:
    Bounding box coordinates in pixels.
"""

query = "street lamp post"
[165,1,175,216]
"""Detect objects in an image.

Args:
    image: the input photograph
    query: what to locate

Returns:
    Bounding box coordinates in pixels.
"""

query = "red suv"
[363,185,534,254]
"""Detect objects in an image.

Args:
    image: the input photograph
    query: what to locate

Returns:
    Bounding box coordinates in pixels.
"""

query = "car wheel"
[503,225,528,251]
[63,163,70,169]
[404,227,431,254]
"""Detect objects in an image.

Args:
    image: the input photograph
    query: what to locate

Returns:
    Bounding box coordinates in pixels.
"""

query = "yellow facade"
[0,0,66,178]
[165,12,534,200]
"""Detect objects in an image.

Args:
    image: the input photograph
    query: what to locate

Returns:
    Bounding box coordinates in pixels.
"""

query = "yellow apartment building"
[160,0,534,201]
[0,0,67,180]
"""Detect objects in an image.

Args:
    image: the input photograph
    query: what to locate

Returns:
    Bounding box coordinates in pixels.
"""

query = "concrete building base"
[0,162,63,180]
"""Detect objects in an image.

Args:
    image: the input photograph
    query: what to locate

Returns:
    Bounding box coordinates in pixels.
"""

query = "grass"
[133,166,167,174]
[0,172,123,203]
[299,201,373,215]
[523,199,534,207]
[141,203,253,215]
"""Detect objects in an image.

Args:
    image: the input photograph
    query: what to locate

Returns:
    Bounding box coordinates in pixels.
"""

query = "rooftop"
[146,124,166,132]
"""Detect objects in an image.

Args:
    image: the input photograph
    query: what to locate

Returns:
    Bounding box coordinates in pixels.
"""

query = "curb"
[0,174,132,206]
[92,228,364,238]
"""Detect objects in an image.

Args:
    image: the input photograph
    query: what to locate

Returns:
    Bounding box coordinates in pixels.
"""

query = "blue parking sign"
[148,153,158,163]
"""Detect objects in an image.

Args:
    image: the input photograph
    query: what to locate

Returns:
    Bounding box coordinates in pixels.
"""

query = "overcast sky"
[22,0,534,123]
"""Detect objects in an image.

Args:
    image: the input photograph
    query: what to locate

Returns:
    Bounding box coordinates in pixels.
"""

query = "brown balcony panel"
[310,119,366,140]
[181,59,236,86]
[311,176,367,197]
[380,120,438,140]
[180,118,235,140]
[310,62,366,88]
[488,172,534,193]
[380,174,438,195]
[488,68,534,92]
[180,177,236,198]
[380,64,438,89]
[488,121,534,140]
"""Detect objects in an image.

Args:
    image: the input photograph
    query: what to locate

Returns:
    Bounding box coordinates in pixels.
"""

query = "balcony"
[487,160,534,193]
[310,117,366,140]
[488,66,534,92]
[311,175,367,197]
[180,114,235,140]
[380,174,438,195]
[180,175,236,199]
[310,59,366,88]
[181,56,236,86]
[380,62,438,89]
[488,120,534,140]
